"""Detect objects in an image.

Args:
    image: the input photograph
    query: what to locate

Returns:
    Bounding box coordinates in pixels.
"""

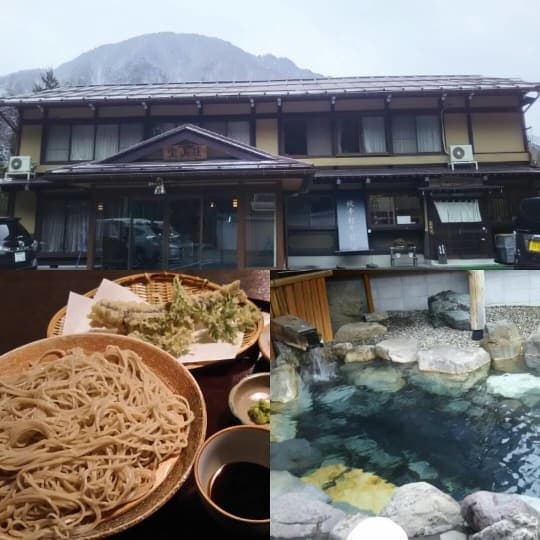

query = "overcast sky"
[3,0,540,133]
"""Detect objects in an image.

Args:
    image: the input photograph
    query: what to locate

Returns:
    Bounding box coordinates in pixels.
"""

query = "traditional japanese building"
[1,75,539,269]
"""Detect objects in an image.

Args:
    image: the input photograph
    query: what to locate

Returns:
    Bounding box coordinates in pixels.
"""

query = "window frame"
[286,193,339,256]
[335,113,388,156]
[366,192,424,230]
[41,119,146,164]
[390,112,443,155]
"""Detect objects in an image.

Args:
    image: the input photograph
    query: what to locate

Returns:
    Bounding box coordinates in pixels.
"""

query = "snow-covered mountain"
[0,32,320,94]
[0,32,320,160]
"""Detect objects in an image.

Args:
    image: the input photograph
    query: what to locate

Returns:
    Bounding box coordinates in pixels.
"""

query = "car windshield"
[0,221,32,245]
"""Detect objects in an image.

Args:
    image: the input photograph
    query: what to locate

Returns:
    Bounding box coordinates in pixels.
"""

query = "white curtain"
[95,124,119,160]
[40,200,65,252]
[70,125,94,161]
[119,123,144,151]
[362,116,386,153]
[417,115,441,152]
[434,200,482,223]
[307,118,332,156]
[64,201,89,252]
[45,125,70,161]
[392,116,416,153]
[228,121,251,144]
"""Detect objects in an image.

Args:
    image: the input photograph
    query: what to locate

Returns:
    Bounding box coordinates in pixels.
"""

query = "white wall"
[370,270,540,311]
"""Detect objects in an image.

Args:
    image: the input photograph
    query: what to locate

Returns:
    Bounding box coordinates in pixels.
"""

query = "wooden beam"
[363,273,374,313]
[468,270,486,340]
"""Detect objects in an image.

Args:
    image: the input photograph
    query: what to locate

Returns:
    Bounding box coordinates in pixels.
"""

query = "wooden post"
[468,270,486,340]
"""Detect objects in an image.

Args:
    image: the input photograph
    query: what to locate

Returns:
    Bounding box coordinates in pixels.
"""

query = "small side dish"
[228,373,270,426]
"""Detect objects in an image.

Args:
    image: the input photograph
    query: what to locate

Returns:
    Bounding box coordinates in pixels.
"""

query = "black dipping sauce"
[209,462,269,520]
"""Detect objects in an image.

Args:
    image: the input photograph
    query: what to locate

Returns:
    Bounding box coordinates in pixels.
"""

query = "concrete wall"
[370,270,540,311]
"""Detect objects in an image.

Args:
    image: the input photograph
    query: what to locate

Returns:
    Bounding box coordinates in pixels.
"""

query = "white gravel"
[362,306,540,350]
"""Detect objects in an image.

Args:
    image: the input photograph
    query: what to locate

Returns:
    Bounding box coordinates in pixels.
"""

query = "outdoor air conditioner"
[8,156,32,175]
[448,144,478,171]
[250,193,276,212]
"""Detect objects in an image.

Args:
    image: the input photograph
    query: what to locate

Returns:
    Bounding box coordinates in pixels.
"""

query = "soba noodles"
[0,345,194,539]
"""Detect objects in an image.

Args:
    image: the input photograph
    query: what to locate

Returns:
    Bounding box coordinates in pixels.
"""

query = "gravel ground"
[361,306,540,350]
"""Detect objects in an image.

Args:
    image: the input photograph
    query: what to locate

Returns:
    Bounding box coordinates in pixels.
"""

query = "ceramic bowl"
[194,425,270,537]
[228,372,270,426]
[0,333,207,539]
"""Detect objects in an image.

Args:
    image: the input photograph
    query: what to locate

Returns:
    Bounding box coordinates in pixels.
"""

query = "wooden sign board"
[162,143,208,161]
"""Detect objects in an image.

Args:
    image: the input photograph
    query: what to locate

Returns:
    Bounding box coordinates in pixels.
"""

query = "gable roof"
[3,75,539,107]
[46,123,312,180]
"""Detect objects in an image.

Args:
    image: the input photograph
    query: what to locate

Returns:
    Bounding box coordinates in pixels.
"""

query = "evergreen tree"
[33,68,60,93]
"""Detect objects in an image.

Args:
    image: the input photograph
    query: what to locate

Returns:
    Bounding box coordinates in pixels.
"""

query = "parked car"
[0,217,38,269]
[514,197,540,268]
[97,218,192,268]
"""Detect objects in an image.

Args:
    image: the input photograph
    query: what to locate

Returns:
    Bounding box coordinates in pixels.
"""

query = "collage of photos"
[0,2,540,538]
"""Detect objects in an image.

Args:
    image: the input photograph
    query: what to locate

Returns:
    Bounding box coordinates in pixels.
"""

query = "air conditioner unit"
[250,193,276,212]
[6,156,34,179]
[448,144,478,171]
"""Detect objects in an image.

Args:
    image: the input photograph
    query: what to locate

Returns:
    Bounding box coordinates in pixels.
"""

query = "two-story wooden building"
[1,75,539,270]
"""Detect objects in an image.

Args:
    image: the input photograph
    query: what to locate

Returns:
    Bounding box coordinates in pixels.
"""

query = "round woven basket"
[47,272,263,369]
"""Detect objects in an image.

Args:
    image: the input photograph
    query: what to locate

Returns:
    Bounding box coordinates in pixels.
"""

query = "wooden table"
[0,269,270,539]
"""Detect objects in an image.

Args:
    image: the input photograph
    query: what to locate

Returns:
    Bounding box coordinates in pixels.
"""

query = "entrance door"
[168,197,239,269]
[428,196,493,259]
[168,198,202,269]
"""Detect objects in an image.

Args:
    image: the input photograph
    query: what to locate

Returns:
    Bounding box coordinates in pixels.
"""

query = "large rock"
[330,513,370,540]
[461,490,540,532]
[380,482,464,537]
[332,342,354,360]
[271,438,323,474]
[270,470,330,503]
[271,364,298,404]
[350,365,406,393]
[271,492,346,540]
[486,373,540,406]
[334,322,387,342]
[302,464,395,514]
[375,338,418,364]
[471,514,540,539]
[411,346,491,396]
[270,413,297,442]
[525,329,540,372]
[428,290,471,330]
[345,346,376,363]
[418,346,491,374]
[481,320,525,372]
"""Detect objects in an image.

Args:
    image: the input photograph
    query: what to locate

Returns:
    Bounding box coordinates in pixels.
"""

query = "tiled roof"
[2,75,539,106]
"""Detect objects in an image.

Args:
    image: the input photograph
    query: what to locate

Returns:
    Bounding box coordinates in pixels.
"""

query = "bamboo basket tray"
[47,272,264,370]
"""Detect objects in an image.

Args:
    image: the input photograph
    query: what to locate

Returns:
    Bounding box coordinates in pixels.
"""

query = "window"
[283,117,332,156]
[201,120,250,145]
[337,116,386,154]
[70,125,94,161]
[45,122,144,162]
[368,194,422,226]
[286,194,337,255]
[246,193,276,267]
[392,114,441,153]
[39,198,89,254]
[45,125,70,161]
